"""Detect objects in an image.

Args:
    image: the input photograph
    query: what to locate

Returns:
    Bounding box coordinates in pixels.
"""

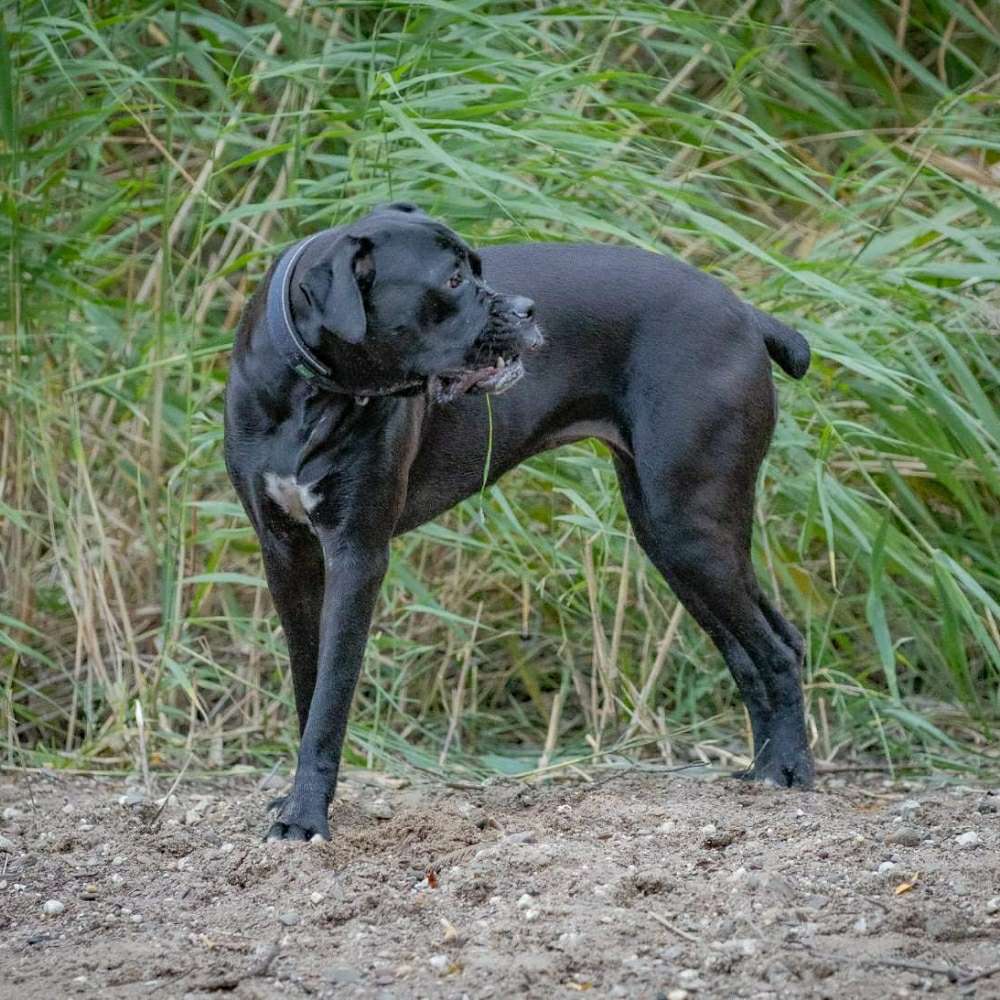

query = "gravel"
[3,771,998,998]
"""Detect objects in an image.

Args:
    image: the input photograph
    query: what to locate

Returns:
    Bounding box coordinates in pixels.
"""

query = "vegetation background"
[2,0,998,783]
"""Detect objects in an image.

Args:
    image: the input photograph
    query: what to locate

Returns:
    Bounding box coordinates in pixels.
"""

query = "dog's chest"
[263,473,321,525]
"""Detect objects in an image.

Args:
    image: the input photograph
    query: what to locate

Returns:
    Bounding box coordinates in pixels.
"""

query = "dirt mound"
[1,769,998,998]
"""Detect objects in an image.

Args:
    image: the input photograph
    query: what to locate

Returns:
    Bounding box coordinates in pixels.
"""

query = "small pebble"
[279,911,300,926]
[326,966,363,985]
[42,899,65,916]
[898,799,921,819]
[955,831,981,849]
[523,909,539,922]
[927,912,966,941]
[79,884,99,901]
[516,893,533,909]
[0,834,16,853]
[429,954,449,973]
[885,826,923,847]
[503,830,535,845]
[361,798,393,820]
[985,897,999,915]
[310,891,324,905]
[668,990,689,1000]
[2,807,23,822]
[878,861,896,875]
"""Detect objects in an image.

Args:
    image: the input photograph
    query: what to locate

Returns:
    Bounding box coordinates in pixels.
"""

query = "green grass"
[2,0,998,782]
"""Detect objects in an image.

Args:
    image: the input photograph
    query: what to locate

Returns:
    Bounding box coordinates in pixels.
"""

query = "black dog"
[224,204,813,841]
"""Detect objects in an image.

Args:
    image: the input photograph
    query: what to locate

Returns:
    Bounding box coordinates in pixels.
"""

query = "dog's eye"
[446,271,464,290]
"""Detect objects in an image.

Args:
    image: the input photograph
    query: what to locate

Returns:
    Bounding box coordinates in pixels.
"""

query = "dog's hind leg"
[612,414,813,788]
[614,457,775,769]
[753,582,805,664]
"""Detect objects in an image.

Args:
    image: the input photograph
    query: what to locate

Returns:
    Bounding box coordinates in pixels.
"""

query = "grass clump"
[2,0,998,780]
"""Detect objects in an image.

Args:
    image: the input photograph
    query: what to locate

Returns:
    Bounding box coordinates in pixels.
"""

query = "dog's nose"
[510,296,534,320]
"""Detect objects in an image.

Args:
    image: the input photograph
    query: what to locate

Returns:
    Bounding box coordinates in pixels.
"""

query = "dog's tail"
[753,309,811,379]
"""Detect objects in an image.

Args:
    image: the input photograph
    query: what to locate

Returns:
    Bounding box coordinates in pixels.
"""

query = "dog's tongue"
[431,364,499,404]
[455,365,500,393]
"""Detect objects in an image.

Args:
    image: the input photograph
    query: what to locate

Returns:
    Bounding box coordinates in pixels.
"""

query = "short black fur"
[224,205,813,841]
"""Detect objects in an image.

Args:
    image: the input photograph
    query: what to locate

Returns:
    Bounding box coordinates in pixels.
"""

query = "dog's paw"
[264,792,331,842]
[266,820,329,843]
[733,751,814,790]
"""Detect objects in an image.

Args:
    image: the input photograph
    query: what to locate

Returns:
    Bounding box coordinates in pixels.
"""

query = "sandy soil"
[1,767,998,999]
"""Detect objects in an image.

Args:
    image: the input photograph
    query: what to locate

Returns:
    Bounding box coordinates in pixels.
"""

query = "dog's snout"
[484,291,543,353]
[510,296,534,320]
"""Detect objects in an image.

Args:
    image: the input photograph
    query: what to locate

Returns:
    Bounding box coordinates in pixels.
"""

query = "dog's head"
[288,204,543,403]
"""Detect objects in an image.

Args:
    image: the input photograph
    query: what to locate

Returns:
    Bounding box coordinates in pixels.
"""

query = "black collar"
[266,233,424,401]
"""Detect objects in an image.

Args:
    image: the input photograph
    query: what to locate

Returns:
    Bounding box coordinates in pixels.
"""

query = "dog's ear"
[298,236,370,345]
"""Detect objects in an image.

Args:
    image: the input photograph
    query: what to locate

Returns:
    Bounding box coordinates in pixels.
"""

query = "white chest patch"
[264,473,321,525]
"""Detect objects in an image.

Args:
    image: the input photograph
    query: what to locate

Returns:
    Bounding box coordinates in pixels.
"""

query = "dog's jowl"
[224,203,813,841]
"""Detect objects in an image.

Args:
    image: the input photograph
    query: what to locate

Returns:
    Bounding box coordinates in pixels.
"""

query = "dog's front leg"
[266,532,389,842]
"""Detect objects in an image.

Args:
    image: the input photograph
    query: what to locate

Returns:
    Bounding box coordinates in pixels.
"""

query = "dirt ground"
[1,766,998,999]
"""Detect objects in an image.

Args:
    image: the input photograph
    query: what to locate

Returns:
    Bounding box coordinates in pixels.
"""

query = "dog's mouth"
[431,352,525,405]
